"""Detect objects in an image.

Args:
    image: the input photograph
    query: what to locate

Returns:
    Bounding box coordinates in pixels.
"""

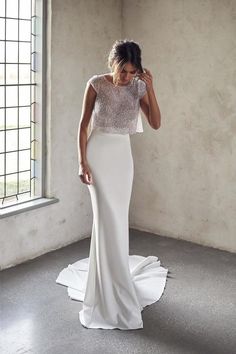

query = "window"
[0,0,58,217]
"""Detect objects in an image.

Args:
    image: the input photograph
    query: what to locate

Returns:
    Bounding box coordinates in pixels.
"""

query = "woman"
[56,39,168,330]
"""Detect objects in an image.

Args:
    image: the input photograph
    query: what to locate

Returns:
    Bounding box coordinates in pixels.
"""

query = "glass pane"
[19,20,30,41]
[0,176,5,198]
[6,151,17,173]
[31,34,35,53]
[31,68,35,84]
[0,0,5,17]
[31,119,34,140]
[19,106,30,127]
[0,18,5,40]
[19,85,30,106]
[0,86,5,107]
[19,0,31,19]
[31,85,35,103]
[0,64,4,85]
[6,107,18,129]
[19,42,30,63]
[31,137,35,159]
[6,41,18,62]
[0,153,4,175]
[6,0,18,18]
[6,19,18,41]
[31,102,35,123]
[6,86,18,107]
[0,41,4,62]
[19,170,30,192]
[19,149,30,171]
[31,175,35,194]
[0,131,5,152]
[6,64,18,84]
[6,129,18,151]
[0,108,4,130]
[32,0,35,17]
[32,14,36,35]
[31,52,36,72]
[6,173,18,196]
[19,127,30,149]
[19,64,30,84]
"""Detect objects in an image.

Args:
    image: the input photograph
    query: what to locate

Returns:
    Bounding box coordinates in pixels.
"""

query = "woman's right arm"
[77,83,97,184]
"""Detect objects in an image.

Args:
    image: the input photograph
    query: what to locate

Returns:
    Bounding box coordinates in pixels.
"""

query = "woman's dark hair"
[107,39,144,86]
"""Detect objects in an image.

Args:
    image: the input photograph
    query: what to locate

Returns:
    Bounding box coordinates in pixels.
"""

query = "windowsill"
[0,197,60,219]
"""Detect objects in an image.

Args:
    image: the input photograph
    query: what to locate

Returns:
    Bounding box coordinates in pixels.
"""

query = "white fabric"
[86,74,146,135]
[56,129,168,330]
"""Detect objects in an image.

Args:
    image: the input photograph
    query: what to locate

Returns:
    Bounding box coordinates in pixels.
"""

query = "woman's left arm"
[139,68,161,130]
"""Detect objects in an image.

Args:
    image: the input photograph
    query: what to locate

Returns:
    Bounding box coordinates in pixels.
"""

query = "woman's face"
[117,62,138,84]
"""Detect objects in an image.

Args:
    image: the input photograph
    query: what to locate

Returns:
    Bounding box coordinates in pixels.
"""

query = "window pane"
[31,119,35,139]
[31,51,36,71]
[0,131,5,152]
[19,0,31,19]
[31,137,35,159]
[6,86,18,107]
[0,86,5,107]
[6,130,18,151]
[0,18,5,40]
[6,151,17,173]
[6,41,18,62]
[19,64,30,84]
[19,171,30,192]
[31,85,35,102]
[6,0,18,18]
[0,176,4,196]
[17,106,29,127]
[6,19,18,40]
[19,106,30,127]
[6,64,18,84]
[6,173,18,195]
[0,64,4,85]
[6,107,18,129]
[0,41,4,62]
[19,20,31,41]
[19,149,30,171]
[31,34,35,52]
[19,42,31,63]
[0,0,42,207]
[19,127,30,149]
[0,108,4,130]
[0,0,5,17]
[32,14,36,35]
[0,154,4,175]
[19,85,30,106]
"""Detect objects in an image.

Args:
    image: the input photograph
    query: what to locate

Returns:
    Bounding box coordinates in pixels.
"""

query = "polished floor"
[1,229,236,354]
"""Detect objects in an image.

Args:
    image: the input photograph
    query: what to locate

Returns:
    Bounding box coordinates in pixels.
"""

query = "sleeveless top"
[86,73,147,135]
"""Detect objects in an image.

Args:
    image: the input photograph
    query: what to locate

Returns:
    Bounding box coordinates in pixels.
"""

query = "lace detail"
[86,74,147,134]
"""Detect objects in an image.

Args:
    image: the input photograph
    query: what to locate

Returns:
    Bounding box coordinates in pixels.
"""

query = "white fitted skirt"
[56,128,168,330]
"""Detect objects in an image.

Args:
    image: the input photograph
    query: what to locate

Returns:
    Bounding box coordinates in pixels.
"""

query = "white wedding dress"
[56,74,168,330]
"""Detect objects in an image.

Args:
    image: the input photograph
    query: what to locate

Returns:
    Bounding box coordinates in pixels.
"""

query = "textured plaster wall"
[0,0,122,269]
[127,0,236,252]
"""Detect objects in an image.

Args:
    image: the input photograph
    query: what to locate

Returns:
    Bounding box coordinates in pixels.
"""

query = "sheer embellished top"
[86,73,147,135]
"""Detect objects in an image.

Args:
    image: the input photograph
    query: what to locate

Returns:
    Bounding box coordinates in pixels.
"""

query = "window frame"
[0,0,59,218]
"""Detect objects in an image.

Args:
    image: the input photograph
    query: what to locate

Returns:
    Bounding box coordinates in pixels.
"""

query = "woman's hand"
[78,162,93,185]
[138,68,154,91]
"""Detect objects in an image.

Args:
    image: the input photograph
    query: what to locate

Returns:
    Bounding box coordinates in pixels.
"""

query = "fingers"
[79,171,93,185]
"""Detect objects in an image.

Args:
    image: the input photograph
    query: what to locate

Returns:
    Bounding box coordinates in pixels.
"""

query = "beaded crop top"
[86,73,147,135]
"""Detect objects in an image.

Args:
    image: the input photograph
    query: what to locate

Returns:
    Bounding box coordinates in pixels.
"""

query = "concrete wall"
[128,0,236,253]
[1,0,235,270]
[0,0,122,270]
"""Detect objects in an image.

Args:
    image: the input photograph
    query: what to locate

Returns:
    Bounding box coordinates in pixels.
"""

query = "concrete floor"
[1,229,236,354]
